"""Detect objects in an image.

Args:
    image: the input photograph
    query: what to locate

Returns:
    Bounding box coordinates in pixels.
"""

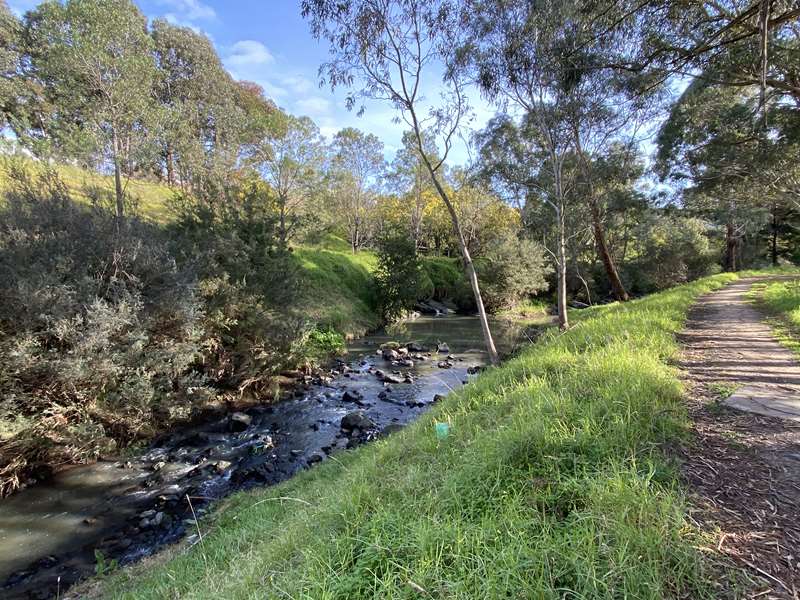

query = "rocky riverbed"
[0,315,512,599]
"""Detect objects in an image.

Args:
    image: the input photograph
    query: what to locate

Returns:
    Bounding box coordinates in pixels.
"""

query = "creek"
[0,314,539,599]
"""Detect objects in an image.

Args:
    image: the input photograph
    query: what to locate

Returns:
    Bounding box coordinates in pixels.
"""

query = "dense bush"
[419,256,472,309]
[626,216,720,293]
[374,232,423,320]
[0,167,324,495]
[475,232,551,311]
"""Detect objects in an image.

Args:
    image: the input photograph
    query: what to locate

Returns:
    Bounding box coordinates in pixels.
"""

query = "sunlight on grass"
[101,272,741,600]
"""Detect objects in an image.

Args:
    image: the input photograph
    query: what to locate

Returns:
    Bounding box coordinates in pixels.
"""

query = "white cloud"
[158,0,216,21]
[294,97,331,117]
[226,40,275,67]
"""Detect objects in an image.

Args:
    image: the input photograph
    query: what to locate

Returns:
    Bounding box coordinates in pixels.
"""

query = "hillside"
[0,158,381,337]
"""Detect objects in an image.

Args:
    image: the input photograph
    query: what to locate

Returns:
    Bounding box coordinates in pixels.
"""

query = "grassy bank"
[0,157,175,223]
[96,272,739,599]
[749,277,800,356]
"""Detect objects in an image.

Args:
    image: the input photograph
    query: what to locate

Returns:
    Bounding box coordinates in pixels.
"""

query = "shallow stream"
[0,314,538,599]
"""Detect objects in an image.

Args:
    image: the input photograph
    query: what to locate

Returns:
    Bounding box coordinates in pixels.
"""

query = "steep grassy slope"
[0,159,381,337]
[99,273,740,600]
[0,158,175,222]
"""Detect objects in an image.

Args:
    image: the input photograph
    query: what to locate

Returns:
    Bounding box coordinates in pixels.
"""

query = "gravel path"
[679,277,800,599]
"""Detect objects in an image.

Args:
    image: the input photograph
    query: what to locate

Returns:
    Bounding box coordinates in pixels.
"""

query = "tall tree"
[328,127,385,252]
[151,19,240,188]
[302,0,500,364]
[246,115,325,246]
[465,0,661,309]
[389,130,438,251]
[0,0,20,129]
[23,0,157,219]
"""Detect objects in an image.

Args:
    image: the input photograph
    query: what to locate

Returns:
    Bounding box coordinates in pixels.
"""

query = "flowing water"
[0,314,541,599]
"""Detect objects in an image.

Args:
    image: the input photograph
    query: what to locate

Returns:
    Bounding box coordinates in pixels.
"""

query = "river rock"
[406,342,426,352]
[381,423,404,436]
[229,412,252,432]
[437,361,452,369]
[307,452,324,464]
[342,389,364,403]
[397,359,414,368]
[375,369,404,384]
[341,411,376,432]
[437,342,450,354]
[433,394,446,402]
[467,366,482,375]
[151,461,166,472]
[382,348,400,361]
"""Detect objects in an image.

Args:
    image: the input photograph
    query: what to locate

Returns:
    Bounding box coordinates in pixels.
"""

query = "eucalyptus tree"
[23,0,157,219]
[388,130,438,251]
[0,0,20,129]
[633,0,800,109]
[656,75,800,269]
[151,19,240,188]
[246,115,325,246]
[328,127,385,252]
[475,113,578,327]
[464,0,663,311]
[302,0,500,364]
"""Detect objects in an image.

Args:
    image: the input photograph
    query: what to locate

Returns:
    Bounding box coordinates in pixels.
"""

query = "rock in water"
[341,411,377,432]
[437,342,450,354]
[229,412,252,432]
[382,348,400,361]
[342,389,364,403]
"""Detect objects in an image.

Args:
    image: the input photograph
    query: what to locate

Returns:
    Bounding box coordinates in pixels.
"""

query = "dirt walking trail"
[679,278,800,599]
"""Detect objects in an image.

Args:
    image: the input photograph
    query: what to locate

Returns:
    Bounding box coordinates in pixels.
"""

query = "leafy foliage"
[375,232,424,320]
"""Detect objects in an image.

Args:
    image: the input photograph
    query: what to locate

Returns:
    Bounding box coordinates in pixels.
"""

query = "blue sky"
[9,0,484,163]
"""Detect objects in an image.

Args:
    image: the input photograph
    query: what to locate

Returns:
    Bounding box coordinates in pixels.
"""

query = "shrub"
[375,232,423,320]
[475,232,551,312]
[0,167,325,494]
[627,216,719,293]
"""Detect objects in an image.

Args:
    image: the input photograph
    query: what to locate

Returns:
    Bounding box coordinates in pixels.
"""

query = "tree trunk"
[771,204,779,266]
[556,205,569,330]
[279,201,287,247]
[166,145,175,187]
[112,127,124,220]
[725,222,738,271]
[588,198,629,301]
[420,156,499,366]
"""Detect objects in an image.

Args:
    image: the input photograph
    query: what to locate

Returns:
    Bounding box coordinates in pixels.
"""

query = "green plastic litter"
[435,422,450,439]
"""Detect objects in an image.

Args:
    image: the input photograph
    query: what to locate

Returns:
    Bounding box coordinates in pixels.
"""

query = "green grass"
[748,278,800,356]
[0,157,175,223]
[498,297,552,324]
[98,272,741,599]
[294,245,380,337]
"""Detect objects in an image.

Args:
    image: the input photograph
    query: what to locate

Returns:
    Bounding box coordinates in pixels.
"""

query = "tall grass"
[101,273,739,599]
[749,277,800,356]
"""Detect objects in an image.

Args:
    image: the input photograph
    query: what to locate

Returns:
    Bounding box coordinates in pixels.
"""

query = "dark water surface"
[0,314,537,599]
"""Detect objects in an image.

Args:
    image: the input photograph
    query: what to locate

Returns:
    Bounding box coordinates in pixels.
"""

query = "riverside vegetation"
[95,273,740,599]
[1,0,799,596]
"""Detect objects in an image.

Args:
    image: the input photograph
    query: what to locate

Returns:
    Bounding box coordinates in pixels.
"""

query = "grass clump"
[100,272,739,599]
[748,278,800,356]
